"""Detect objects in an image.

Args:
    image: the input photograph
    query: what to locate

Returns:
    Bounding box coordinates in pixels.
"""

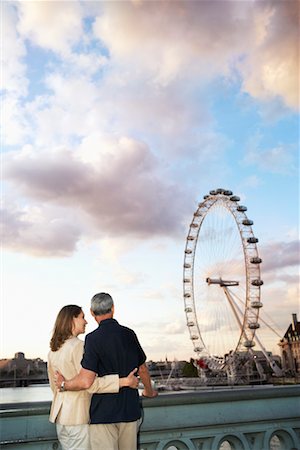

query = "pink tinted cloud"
[260,240,300,272]
[2,206,82,257]
[3,141,190,257]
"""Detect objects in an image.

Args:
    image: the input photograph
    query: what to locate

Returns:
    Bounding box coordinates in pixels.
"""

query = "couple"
[48,292,158,450]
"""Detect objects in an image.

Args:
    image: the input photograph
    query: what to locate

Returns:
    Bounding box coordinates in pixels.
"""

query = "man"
[55,292,158,450]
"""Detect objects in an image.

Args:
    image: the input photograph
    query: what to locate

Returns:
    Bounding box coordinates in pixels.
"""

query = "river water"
[0,385,161,403]
[0,384,53,404]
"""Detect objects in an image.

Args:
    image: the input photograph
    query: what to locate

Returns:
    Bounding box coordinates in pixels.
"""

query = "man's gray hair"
[91,292,114,316]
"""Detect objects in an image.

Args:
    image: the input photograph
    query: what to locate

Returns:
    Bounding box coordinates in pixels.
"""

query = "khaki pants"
[90,421,138,450]
[56,424,90,450]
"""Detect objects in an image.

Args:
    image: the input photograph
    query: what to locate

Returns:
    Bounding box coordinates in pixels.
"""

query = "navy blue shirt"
[81,318,146,424]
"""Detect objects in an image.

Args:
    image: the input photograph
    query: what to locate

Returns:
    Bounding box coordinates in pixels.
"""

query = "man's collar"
[98,317,117,326]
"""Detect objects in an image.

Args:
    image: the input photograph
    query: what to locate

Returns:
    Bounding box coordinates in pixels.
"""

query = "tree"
[182,358,198,377]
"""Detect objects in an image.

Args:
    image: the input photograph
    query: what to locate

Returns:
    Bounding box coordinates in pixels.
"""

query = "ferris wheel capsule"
[251,279,264,286]
[251,257,262,264]
[242,219,253,226]
[248,322,260,329]
[194,347,203,353]
[247,237,259,244]
[251,301,263,308]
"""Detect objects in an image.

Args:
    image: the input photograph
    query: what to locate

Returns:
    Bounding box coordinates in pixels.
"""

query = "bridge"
[0,385,299,449]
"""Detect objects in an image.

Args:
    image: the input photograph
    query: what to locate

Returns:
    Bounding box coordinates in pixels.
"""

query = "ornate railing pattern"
[1,385,299,450]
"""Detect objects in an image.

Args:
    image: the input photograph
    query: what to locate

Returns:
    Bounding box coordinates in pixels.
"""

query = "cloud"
[93,0,298,109]
[2,0,298,260]
[93,1,250,85]
[3,138,190,256]
[1,204,82,257]
[16,0,84,55]
[164,321,186,335]
[99,238,136,263]
[243,133,298,174]
[3,0,297,150]
[239,0,299,110]
[2,3,30,146]
[2,2,28,96]
[4,1,297,156]
[15,74,103,148]
[246,144,297,174]
[261,240,300,273]
[2,2,107,146]
[2,95,31,146]
[138,322,192,361]
[240,175,263,189]
[259,284,299,334]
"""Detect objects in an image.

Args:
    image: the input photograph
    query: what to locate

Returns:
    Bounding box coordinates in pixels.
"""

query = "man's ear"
[90,308,96,318]
[111,304,115,316]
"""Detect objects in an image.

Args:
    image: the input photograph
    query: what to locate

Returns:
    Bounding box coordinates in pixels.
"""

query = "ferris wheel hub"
[206,277,239,287]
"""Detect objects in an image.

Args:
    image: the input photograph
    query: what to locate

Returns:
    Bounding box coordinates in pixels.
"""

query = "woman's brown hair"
[50,305,82,351]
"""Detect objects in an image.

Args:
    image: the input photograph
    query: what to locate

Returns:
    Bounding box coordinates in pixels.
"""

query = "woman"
[48,305,138,450]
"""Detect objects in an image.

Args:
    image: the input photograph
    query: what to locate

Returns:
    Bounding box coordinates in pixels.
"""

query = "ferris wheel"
[183,188,263,368]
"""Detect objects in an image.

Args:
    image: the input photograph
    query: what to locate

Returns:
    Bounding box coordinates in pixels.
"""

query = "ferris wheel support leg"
[223,287,244,333]
[254,334,283,377]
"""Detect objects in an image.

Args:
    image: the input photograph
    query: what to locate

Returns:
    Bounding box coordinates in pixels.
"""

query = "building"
[0,352,48,387]
[278,313,300,375]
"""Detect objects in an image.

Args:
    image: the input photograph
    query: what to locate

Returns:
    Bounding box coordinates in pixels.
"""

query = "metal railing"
[1,385,299,450]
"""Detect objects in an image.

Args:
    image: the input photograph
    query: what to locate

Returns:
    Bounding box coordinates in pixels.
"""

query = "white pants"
[90,421,138,450]
[56,424,90,450]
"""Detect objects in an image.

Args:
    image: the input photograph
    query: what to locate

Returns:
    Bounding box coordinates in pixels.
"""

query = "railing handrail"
[1,384,299,414]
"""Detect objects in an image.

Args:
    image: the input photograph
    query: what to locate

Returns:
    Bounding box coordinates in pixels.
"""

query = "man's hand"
[54,370,65,391]
[127,368,139,388]
[142,388,158,398]
[120,368,139,389]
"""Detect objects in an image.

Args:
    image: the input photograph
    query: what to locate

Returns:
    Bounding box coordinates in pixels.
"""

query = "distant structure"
[279,313,300,375]
[182,188,284,384]
[0,352,48,387]
[146,358,186,379]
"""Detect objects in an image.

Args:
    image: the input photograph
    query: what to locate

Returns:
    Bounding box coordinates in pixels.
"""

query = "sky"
[1,0,299,364]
